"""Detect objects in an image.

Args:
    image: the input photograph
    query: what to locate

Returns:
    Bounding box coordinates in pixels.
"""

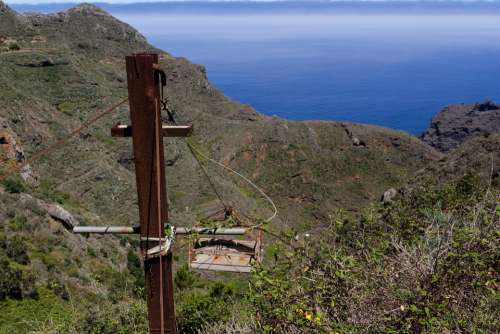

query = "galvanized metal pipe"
[73,226,247,235]
[175,227,246,235]
[73,226,139,234]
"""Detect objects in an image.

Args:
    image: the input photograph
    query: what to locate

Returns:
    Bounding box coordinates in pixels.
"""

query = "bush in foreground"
[242,175,499,333]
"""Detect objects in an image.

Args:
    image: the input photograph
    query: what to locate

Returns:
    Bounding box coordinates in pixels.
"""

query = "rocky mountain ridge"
[0,1,439,229]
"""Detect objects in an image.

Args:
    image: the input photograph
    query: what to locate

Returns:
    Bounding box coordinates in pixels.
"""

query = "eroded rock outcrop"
[421,101,500,152]
[0,117,38,186]
[19,193,79,230]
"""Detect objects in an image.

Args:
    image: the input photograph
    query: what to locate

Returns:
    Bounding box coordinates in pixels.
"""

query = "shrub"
[2,176,26,194]
[177,282,235,334]
[57,101,78,116]
[8,43,20,51]
[47,279,69,301]
[75,300,148,334]
[0,258,23,300]
[0,235,29,265]
[36,179,72,205]
[0,258,37,300]
[246,176,499,333]
[127,249,144,296]
[7,213,27,231]
[175,265,198,291]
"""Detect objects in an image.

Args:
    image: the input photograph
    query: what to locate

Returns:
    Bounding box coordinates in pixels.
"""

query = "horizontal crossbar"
[190,262,252,273]
[176,227,247,235]
[111,123,193,137]
[72,226,247,235]
[73,225,140,234]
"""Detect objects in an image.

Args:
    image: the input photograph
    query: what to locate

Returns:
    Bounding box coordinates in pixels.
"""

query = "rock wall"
[421,101,500,152]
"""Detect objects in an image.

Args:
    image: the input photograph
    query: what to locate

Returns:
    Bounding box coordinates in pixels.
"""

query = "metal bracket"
[111,123,193,138]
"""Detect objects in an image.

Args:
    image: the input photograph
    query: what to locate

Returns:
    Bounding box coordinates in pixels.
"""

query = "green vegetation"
[57,101,79,116]
[0,234,29,265]
[35,179,75,207]
[7,42,19,51]
[0,3,498,333]
[0,288,69,333]
[177,283,235,334]
[0,258,36,301]
[226,175,498,333]
[184,175,499,333]
[94,129,116,146]
[1,175,26,194]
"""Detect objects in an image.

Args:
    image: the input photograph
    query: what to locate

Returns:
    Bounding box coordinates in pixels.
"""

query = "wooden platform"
[189,238,257,273]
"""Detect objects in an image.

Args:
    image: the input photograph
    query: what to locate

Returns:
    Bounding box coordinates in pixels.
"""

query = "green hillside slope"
[0,2,472,333]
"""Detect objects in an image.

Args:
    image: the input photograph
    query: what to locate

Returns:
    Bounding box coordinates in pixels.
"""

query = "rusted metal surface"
[189,238,257,273]
[125,53,176,334]
[195,238,257,252]
[111,123,193,138]
[190,254,253,273]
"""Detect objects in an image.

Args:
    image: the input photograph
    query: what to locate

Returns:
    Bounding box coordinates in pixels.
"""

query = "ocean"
[13,2,500,135]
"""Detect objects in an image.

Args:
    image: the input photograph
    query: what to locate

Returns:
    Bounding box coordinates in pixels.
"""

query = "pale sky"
[6,0,303,4]
[5,0,183,3]
[5,0,496,5]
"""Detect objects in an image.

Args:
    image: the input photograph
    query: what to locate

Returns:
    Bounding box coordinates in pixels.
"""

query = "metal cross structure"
[122,53,176,334]
[0,46,266,333]
[119,52,177,334]
[72,53,250,334]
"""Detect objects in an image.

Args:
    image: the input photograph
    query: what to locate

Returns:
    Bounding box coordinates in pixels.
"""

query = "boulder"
[45,204,78,231]
[380,188,397,204]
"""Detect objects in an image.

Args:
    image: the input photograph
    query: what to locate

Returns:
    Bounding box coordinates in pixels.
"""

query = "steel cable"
[0,97,128,182]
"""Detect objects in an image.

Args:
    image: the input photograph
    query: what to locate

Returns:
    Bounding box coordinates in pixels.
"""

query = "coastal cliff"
[421,101,500,151]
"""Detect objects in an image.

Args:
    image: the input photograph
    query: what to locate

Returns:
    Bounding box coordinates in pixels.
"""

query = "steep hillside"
[418,133,500,188]
[229,137,499,334]
[0,2,443,332]
[0,2,438,229]
[0,1,19,37]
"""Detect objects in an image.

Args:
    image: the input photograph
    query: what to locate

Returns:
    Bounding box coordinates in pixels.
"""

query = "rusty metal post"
[125,53,176,334]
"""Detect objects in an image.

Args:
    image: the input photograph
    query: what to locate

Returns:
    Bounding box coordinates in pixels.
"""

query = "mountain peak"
[0,0,14,15]
[67,3,110,16]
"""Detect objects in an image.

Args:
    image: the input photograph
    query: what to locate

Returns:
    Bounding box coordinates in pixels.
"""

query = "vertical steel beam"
[125,53,176,334]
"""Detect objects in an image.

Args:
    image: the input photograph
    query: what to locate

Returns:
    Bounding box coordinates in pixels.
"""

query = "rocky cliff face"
[421,101,500,152]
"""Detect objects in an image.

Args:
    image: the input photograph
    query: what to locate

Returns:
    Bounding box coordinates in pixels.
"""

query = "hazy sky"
[5,0,498,5]
[4,0,328,3]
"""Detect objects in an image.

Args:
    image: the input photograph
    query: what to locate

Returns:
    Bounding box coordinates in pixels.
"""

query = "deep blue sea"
[13,2,500,134]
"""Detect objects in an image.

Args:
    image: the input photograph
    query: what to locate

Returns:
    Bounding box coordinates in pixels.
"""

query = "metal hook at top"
[153,64,175,121]
[153,64,167,87]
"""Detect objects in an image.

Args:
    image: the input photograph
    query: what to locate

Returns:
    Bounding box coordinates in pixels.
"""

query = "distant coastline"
[10,1,500,15]
[8,1,500,134]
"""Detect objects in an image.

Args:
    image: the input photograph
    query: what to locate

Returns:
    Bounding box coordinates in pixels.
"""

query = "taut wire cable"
[0,98,128,182]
